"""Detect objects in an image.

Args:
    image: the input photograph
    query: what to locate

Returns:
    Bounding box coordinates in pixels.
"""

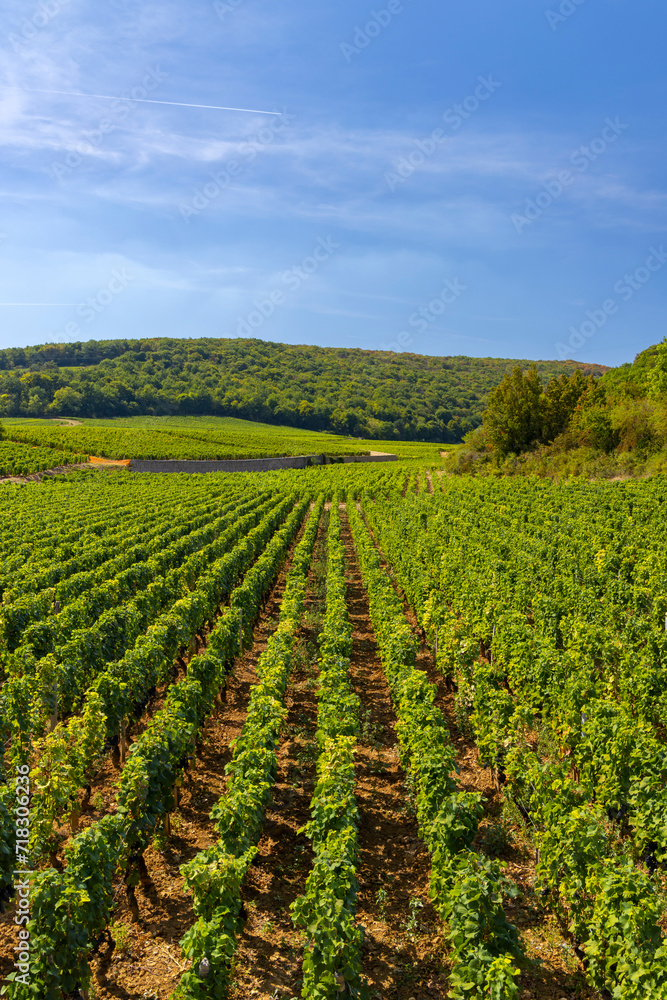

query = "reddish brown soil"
[340,511,448,1000]
[227,512,328,999]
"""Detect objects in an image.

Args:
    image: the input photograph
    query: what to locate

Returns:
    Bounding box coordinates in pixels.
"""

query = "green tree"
[646,338,667,399]
[542,369,590,442]
[47,386,84,416]
[483,366,543,456]
[569,378,619,452]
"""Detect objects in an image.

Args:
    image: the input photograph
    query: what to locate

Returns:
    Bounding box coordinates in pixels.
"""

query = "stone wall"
[129,453,397,474]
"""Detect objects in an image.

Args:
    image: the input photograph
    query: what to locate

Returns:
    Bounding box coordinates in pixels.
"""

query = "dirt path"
[0,456,131,486]
[0,461,92,484]
[228,513,328,999]
[340,509,448,999]
[89,457,131,467]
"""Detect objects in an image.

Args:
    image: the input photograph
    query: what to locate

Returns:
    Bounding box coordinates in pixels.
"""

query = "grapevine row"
[291,500,366,1000]
[347,497,524,1000]
[172,496,324,1000]
[6,494,314,1000]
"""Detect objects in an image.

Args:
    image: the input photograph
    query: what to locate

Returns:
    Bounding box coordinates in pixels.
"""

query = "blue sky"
[0,0,665,367]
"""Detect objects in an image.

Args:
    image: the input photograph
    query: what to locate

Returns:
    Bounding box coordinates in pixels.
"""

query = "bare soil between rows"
[340,510,447,1000]
[228,506,447,1000]
[366,510,600,1000]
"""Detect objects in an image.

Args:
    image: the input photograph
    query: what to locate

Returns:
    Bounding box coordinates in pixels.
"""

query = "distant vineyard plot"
[0,440,88,478]
[1,415,442,466]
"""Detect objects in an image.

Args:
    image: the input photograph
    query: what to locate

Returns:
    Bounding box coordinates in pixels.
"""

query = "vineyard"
[0,441,88,479]
[0,417,441,477]
[0,463,666,999]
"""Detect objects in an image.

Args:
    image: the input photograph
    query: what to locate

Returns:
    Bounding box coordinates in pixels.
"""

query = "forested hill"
[0,337,607,441]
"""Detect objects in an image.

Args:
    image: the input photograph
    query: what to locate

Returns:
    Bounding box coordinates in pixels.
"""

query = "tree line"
[0,337,604,443]
[470,338,667,462]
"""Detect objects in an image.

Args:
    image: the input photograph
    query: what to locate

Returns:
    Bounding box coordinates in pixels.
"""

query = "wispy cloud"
[0,0,663,365]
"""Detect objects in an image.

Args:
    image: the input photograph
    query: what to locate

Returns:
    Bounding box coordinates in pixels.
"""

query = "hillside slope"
[0,337,607,442]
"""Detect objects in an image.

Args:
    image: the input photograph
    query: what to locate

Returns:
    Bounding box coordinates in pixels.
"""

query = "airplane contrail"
[12,88,282,115]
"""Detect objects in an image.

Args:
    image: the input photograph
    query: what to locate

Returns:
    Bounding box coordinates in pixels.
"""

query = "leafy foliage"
[348,496,522,999]
[462,337,667,474]
[174,499,324,999]
[482,365,593,457]
[291,501,368,999]
[365,475,667,998]
[3,494,314,998]
[0,440,87,476]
